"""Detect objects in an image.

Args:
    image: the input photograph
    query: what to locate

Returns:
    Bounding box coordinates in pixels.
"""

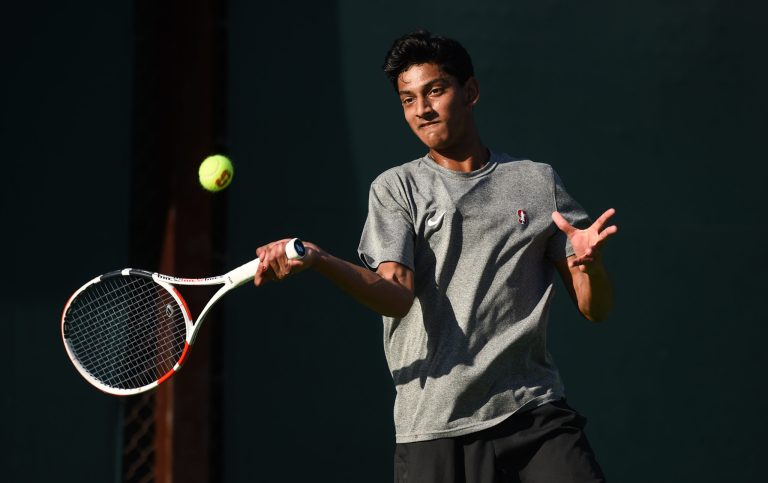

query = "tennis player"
[255,30,616,483]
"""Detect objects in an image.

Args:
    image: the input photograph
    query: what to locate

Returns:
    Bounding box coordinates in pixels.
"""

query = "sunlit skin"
[552,209,618,321]
[253,63,618,321]
[397,63,488,172]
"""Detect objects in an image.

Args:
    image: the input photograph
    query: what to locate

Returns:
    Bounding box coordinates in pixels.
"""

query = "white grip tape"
[285,238,305,260]
[227,258,262,287]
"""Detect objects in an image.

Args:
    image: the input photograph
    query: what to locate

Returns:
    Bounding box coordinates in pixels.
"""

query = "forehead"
[397,63,455,92]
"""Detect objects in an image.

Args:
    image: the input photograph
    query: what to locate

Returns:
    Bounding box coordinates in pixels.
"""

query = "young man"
[255,30,617,483]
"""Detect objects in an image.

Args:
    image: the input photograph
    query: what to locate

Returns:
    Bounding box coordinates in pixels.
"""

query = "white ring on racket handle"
[286,238,306,260]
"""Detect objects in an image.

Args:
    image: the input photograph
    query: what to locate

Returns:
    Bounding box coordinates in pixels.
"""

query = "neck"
[428,136,489,173]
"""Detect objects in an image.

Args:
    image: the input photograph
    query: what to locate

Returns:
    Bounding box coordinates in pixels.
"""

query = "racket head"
[61,269,193,395]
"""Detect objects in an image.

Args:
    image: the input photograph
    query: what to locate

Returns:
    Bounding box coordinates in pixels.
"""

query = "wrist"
[581,254,609,277]
[302,242,326,270]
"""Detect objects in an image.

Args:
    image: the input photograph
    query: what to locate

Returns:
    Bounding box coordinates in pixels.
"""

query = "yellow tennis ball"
[199,154,234,192]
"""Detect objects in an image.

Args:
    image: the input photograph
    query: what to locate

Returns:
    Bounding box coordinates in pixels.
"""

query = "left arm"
[552,208,618,322]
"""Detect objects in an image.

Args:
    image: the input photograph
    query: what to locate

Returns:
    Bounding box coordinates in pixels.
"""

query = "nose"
[415,97,434,118]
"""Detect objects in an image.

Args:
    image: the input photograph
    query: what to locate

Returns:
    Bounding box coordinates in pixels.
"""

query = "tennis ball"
[199,154,234,192]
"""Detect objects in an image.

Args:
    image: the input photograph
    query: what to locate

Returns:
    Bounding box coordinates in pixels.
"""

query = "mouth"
[419,121,440,129]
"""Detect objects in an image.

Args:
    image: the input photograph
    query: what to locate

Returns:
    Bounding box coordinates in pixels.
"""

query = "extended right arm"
[254,239,414,318]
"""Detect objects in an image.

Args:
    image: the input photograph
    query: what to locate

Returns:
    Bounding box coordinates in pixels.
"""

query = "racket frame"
[62,238,303,396]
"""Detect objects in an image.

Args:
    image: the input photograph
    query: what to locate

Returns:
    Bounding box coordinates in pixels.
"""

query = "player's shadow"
[390,232,470,389]
[389,208,483,390]
[389,205,548,422]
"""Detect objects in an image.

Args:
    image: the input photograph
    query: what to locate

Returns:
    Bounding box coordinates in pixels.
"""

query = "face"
[397,62,478,151]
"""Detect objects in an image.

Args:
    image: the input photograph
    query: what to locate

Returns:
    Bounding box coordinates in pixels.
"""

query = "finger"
[267,252,280,276]
[264,242,284,272]
[591,208,616,232]
[588,225,618,252]
[597,225,618,243]
[254,247,267,284]
[267,244,286,280]
[551,211,575,237]
[276,250,289,278]
[260,249,271,272]
[253,260,274,286]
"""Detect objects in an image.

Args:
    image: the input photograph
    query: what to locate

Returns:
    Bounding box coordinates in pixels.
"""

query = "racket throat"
[156,342,191,385]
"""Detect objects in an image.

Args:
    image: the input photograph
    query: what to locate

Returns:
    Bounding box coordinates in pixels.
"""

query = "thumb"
[551,211,575,237]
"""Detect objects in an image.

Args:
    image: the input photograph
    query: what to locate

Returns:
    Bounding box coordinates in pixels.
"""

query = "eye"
[429,87,444,96]
[401,97,414,106]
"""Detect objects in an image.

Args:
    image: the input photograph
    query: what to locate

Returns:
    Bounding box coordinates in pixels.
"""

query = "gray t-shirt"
[358,151,591,443]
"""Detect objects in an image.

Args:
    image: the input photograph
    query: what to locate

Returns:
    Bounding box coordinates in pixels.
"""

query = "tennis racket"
[61,238,306,396]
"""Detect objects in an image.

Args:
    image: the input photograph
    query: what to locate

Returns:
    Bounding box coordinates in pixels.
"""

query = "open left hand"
[552,208,618,274]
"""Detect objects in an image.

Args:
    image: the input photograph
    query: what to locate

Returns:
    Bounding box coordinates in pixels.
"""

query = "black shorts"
[393,399,606,483]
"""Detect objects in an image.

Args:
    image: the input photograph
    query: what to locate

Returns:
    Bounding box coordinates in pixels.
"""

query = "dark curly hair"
[382,30,475,91]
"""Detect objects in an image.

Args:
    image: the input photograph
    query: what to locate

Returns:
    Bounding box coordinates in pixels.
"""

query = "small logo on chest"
[517,209,528,225]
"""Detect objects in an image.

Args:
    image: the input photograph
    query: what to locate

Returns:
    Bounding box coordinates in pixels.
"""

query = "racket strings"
[64,275,188,390]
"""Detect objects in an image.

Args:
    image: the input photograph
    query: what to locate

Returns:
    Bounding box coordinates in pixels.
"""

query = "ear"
[463,77,480,107]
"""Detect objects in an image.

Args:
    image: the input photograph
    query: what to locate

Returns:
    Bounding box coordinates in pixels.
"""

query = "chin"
[419,134,450,150]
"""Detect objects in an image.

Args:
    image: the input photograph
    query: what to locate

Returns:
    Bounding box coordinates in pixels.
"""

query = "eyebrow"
[398,77,450,96]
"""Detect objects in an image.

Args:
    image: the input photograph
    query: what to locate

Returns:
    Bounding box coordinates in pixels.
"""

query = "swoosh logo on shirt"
[427,211,445,227]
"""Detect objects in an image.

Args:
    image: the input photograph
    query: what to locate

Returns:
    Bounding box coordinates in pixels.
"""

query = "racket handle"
[228,258,262,287]
[228,238,305,287]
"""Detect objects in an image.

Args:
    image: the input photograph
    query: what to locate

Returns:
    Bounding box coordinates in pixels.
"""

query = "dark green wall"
[5,1,766,482]
[4,2,132,482]
[226,1,767,482]
[222,1,394,480]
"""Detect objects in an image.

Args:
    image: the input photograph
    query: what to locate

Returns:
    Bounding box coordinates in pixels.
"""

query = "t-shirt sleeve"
[358,180,415,271]
[546,168,592,261]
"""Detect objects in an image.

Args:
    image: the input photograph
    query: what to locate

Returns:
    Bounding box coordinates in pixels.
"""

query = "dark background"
[4,0,767,481]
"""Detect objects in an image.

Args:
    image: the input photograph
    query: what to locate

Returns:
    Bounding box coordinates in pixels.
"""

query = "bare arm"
[552,208,618,322]
[254,239,414,318]
[554,255,613,322]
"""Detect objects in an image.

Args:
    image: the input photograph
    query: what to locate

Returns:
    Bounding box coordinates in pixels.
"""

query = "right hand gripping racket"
[61,238,306,396]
